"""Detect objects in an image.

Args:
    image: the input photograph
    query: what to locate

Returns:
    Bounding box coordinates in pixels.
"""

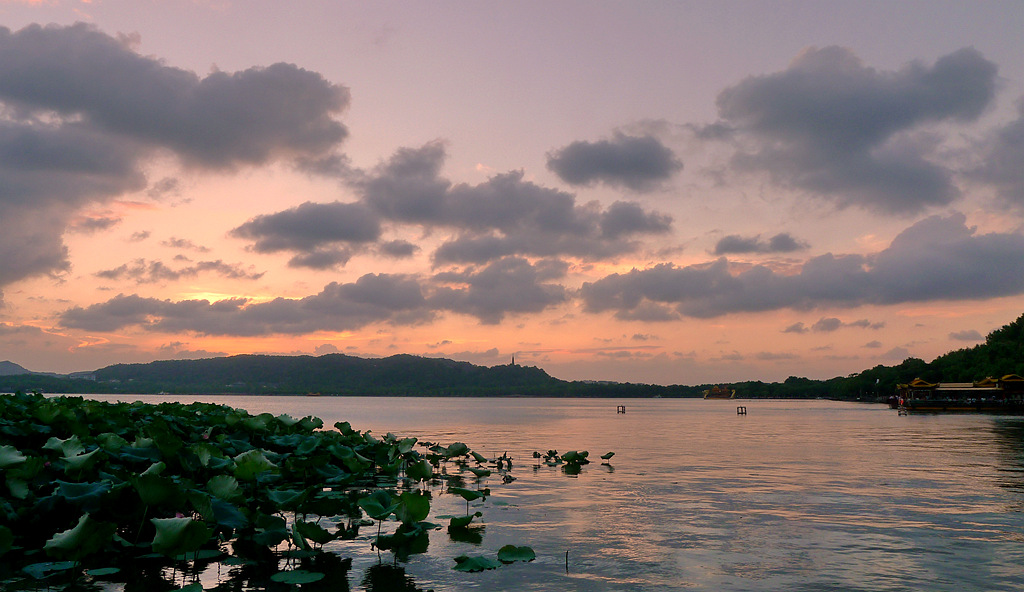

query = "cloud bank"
[716,46,998,213]
[582,213,1024,319]
[0,23,349,294]
[546,132,683,192]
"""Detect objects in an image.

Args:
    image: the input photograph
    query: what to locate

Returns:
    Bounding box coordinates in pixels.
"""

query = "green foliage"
[0,391,606,589]
[44,514,117,561]
[497,544,536,563]
[453,554,502,572]
[151,517,213,557]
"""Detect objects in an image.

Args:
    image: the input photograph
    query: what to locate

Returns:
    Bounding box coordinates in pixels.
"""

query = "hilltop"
[0,360,31,376]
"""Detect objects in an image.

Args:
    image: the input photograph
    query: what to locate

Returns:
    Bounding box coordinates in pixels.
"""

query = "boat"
[894,374,1024,413]
[703,385,735,399]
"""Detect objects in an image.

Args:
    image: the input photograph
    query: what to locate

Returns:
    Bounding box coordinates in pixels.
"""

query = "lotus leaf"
[374,523,430,559]
[253,513,289,546]
[266,487,310,509]
[601,451,615,460]
[176,583,203,592]
[471,451,488,464]
[44,514,117,560]
[207,474,242,501]
[63,447,103,474]
[448,512,482,529]
[22,560,78,580]
[467,467,491,478]
[294,520,336,545]
[395,491,431,525]
[85,567,121,577]
[141,461,166,476]
[290,521,312,551]
[233,449,278,481]
[397,437,418,454]
[6,455,43,480]
[406,459,433,482]
[44,435,84,457]
[7,478,28,500]
[133,473,180,507]
[242,413,274,432]
[57,480,112,513]
[497,544,536,563]
[117,446,163,464]
[276,413,300,427]
[150,517,213,557]
[358,489,398,521]
[96,432,129,451]
[445,442,469,458]
[190,443,222,467]
[211,498,248,530]
[298,416,323,432]
[295,436,320,456]
[448,487,486,502]
[452,555,501,572]
[0,444,27,468]
[270,570,325,584]
[561,450,588,464]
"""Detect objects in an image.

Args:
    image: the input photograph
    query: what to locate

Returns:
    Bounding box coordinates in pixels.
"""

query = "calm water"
[84,395,1024,591]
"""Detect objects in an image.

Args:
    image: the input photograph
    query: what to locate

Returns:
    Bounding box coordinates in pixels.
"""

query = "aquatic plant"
[0,391,562,589]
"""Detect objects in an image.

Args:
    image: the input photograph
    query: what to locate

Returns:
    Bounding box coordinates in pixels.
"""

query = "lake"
[82,395,1024,591]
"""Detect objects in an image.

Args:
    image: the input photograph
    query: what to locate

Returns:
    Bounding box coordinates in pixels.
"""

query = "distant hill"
[0,353,695,397]
[0,361,31,376]
[1,312,1021,398]
[91,353,566,396]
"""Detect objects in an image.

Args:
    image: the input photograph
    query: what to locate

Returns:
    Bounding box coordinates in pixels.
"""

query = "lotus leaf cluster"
[0,392,550,589]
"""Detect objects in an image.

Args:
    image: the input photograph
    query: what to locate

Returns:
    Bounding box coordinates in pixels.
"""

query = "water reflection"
[362,564,426,592]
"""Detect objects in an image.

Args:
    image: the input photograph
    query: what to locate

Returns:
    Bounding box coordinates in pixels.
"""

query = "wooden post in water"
[736,406,747,415]
[616,405,626,414]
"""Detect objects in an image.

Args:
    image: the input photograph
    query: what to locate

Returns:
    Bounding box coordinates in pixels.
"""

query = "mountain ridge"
[2,312,1022,398]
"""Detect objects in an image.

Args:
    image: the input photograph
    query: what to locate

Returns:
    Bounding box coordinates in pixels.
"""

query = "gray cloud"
[162,237,211,253]
[713,232,808,255]
[61,273,433,335]
[61,258,572,334]
[811,317,843,332]
[431,257,569,324]
[0,23,350,293]
[377,240,419,258]
[600,201,673,239]
[230,201,381,268]
[582,213,1024,319]
[716,46,998,213]
[0,23,348,170]
[95,258,264,283]
[69,215,121,234]
[351,142,674,265]
[546,132,683,192]
[883,346,912,361]
[949,329,983,341]
[971,98,1024,207]
[0,122,144,286]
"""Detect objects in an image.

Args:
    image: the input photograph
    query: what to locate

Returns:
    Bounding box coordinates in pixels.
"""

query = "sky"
[1,1,1024,386]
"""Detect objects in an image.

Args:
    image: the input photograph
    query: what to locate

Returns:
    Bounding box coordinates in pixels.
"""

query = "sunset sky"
[1,1,1024,385]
